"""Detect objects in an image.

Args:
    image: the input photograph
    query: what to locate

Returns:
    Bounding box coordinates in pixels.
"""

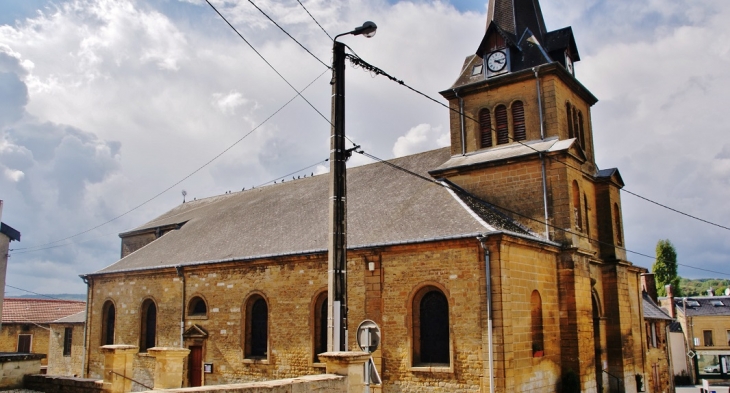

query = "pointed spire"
[487,0,547,41]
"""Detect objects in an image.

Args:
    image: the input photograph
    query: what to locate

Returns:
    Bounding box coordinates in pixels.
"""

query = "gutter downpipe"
[534,66,550,239]
[478,237,495,393]
[454,88,466,156]
[176,265,185,347]
[81,275,91,378]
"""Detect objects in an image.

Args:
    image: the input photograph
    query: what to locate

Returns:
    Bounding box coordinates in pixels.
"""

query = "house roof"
[50,311,86,324]
[2,298,86,324]
[0,222,20,242]
[92,148,542,275]
[673,296,730,317]
[643,293,672,321]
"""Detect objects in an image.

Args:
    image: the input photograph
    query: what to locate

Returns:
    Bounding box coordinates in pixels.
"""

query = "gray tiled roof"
[643,293,672,321]
[94,148,539,275]
[674,296,730,317]
[50,311,86,324]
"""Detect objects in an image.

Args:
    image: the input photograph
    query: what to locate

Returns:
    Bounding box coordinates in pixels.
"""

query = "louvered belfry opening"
[479,108,493,148]
[566,103,574,139]
[495,105,509,145]
[512,101,526,141]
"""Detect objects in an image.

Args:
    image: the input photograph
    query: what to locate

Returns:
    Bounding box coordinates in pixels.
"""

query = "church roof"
[93,148,541,275]
[2,298,86,324]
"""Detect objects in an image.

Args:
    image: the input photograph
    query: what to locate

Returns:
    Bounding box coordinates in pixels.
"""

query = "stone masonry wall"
[47,323,84,376]
[0,324,49,366]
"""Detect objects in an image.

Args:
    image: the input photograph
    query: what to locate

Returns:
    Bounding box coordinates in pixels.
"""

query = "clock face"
[565,55,574,75]
[487,51,507,72]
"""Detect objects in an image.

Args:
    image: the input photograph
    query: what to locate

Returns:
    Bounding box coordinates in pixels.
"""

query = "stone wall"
[47,323,84,376]
[24,374,104,393]
[0,353,45,389]
[138,374,345,393]
[0,324,50,366]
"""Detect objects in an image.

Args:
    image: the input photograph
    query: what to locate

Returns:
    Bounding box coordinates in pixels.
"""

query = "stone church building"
[81,1,650,392]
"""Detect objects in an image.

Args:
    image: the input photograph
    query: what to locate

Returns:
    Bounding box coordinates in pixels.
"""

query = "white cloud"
[392,124,449,158]
[212,91,250,115]
[3,168,24,181]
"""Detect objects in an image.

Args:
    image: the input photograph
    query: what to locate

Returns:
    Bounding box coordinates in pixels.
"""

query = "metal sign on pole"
[357,320,382,392]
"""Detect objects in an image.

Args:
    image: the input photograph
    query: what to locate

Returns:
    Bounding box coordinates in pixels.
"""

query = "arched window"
[512,101,526,141]
[188,296,207,317]
[479,108,492,148]
[140,299,157,352]
[245,295,268,358]
[572,181,582,231]
[573,107,581,147]
[584,194,591,237]
[313,292,328,361]
[578,111,586,150]
[101,301,115,346]
[531,290,544,357]
[614,203,623,246]
[495,105,509,145]
[412,287,450,365]
[566,103,574,139]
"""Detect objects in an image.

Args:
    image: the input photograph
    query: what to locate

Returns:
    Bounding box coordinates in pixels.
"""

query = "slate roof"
[673,296,730,317]
[643,293,672,321]
[93,148,543,275]
[50,311,86,324]
[2,298,86,324]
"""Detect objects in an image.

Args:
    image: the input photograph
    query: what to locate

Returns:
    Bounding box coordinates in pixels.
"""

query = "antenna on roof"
[182,190,187,203]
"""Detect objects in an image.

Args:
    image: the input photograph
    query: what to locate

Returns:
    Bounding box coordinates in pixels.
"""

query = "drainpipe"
[534,66,550,239]
[176,266,185,347]
[478,237,494,393]
[81,275,91,378]
[454,88,466,156]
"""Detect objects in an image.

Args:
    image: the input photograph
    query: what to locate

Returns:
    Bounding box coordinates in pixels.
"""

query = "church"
[81,1,650,392]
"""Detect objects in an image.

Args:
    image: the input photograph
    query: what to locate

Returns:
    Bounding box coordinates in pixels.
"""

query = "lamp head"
[352,21,377,38]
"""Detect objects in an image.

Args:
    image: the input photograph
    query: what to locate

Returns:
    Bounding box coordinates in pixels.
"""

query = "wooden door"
[188,345,203,387]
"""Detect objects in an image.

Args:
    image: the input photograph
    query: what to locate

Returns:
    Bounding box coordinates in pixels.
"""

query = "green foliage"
[680,278,730,297]
[653,239,681,297]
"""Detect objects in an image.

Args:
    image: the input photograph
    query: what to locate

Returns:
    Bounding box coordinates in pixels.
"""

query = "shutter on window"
[495,105,509,145]
[512,101,526,141]
[479,109,492,148]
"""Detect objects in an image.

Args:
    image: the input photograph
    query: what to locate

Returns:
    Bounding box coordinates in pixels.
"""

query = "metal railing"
[603,370,623,393]
[109,370,153,390]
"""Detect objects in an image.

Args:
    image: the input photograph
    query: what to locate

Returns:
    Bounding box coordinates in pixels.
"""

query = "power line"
[346,54,730,233]
[10,69,330,253]
[205,0,332,127]
[296,0,333,41]
[246,0,331,69]
[5,284,71,301]
[356,149,730,278]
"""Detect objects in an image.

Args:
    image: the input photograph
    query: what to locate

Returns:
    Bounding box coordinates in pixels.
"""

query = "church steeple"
[487,0,547,43]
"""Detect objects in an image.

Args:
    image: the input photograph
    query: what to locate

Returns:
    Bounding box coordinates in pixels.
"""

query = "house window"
[17,334,31,353]
[101,301,115,346]
[531,290,544,357]
[63,327,73,356]
[313,292,328,361]
[140,299,157,352]
[479,108,493,148]
[572,181,582,231]
[495,105,509,145]
[614,203,623,246]
[727,330,730,346]
[245,295,268,358]
[512,101,526,141]
[566,103,574,139]
[412,287,450,366]
[704,330,714,347]
[188,296,207,317]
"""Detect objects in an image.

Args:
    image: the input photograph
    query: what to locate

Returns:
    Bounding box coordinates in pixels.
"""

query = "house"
[47,310,86,377]
[641,274,674,393]
[662,292,730,383]
[80,1,651,392]
[0,298,86,372]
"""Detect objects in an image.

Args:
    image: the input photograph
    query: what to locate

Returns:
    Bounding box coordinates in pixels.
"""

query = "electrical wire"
[5,284,70,301]
[296,0,333,41]
[204,0,333,127]
[246,0,331,69]
[356,149,730,278]
[345,54,730,233]
[10,70,330,253]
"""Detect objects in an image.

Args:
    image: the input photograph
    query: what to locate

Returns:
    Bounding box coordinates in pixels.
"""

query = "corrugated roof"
[643,293,672,321]
[2,298,86,324]
[674,296,730,317]
[93,148,533,275]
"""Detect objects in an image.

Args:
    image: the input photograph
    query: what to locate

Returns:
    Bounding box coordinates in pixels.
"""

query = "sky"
[0,0,729,296]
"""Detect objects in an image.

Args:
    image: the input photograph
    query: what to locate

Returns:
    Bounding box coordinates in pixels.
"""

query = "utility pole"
[327,21,377,353]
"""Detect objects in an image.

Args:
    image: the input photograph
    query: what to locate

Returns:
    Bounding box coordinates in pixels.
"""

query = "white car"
[704,364,721,373]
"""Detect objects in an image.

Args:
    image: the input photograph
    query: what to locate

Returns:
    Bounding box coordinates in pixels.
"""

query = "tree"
[653,239,681,297]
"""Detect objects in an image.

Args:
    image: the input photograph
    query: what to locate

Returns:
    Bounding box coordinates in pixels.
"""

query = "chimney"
[666,284,676,318]
[641,273,658,303]
[708,288,715,297]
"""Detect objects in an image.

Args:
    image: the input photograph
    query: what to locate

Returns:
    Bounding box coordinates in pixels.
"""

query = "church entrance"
[188,345,203,387]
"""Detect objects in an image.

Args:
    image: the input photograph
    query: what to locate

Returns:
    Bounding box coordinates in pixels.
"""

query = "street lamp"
[328,21,377,353]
